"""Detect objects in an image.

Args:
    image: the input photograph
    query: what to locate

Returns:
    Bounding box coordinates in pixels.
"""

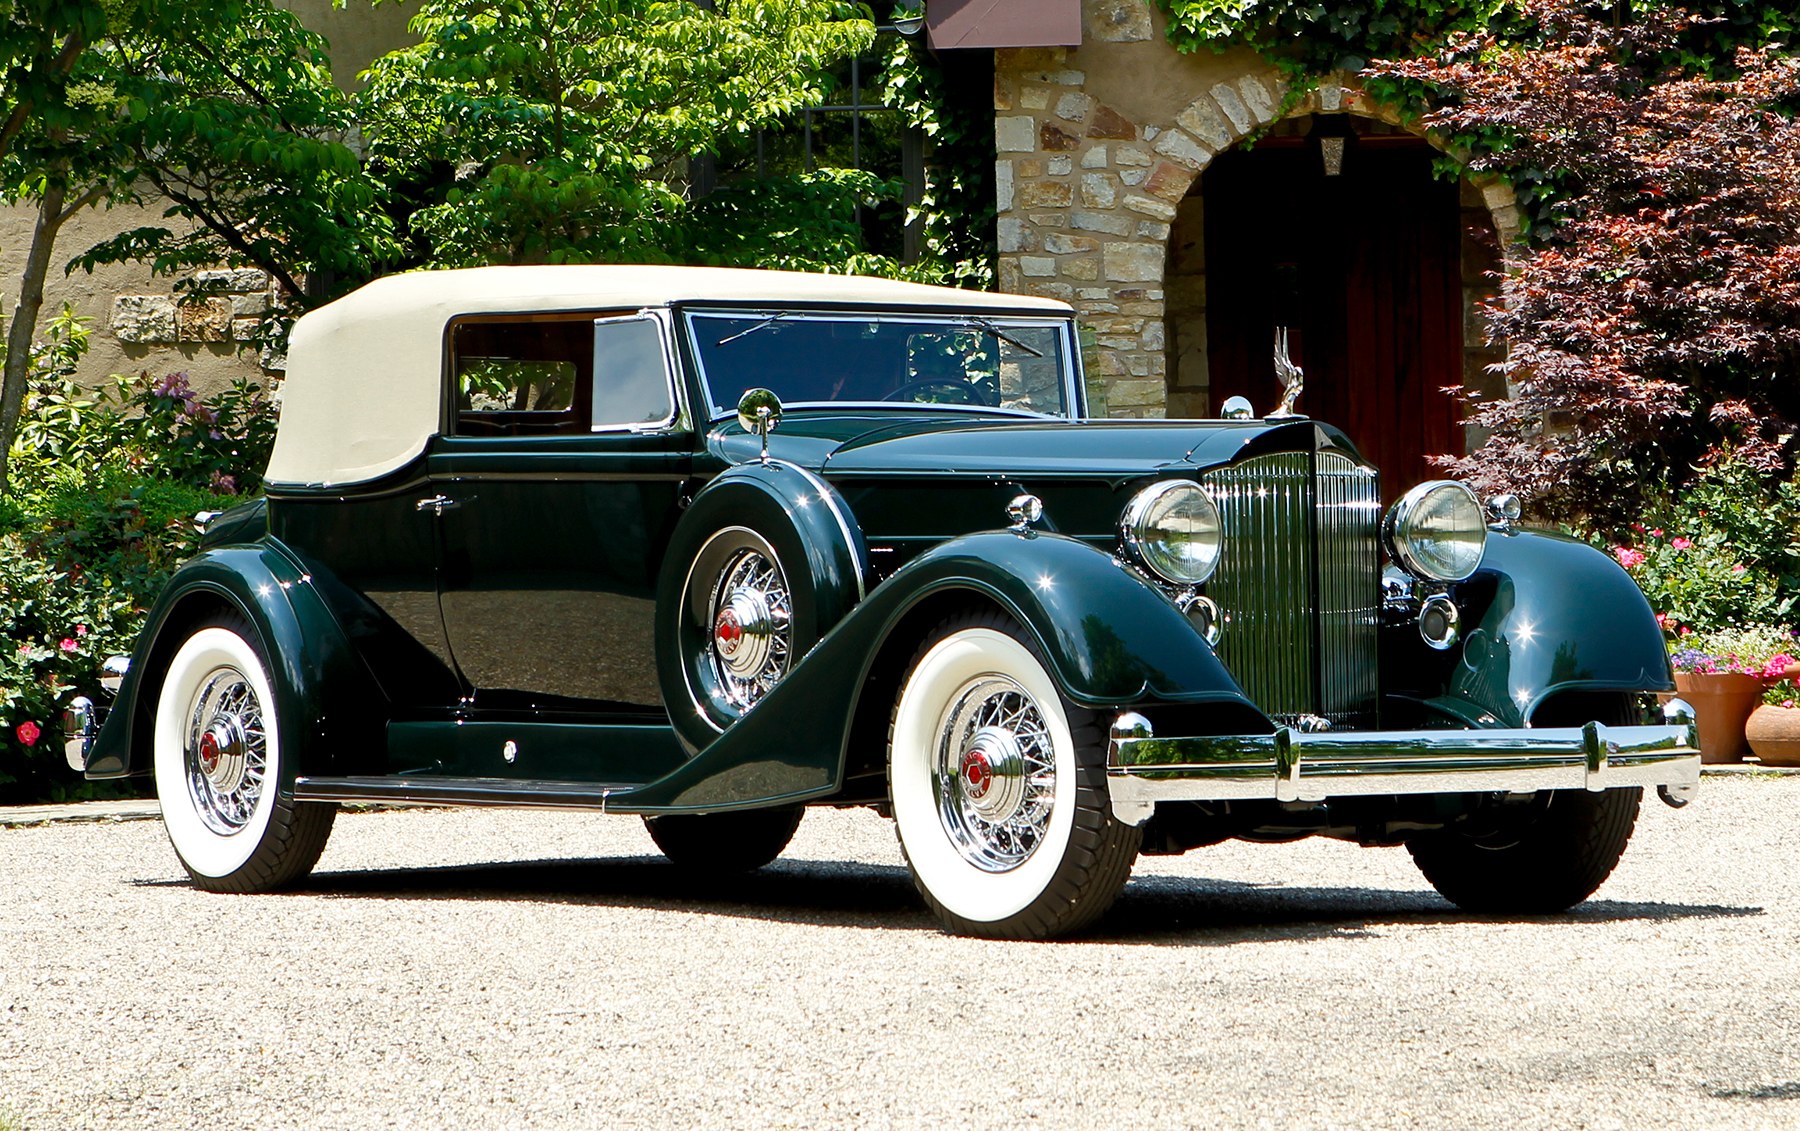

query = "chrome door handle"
[416,494,459,514]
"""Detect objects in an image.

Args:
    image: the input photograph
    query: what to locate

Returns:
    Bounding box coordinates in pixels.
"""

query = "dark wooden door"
[1202,133,1465,495]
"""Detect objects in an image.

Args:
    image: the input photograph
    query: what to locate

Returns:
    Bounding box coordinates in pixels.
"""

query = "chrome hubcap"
[707,548,792,709]
[933,676,1056,872]
[183,667,267,836]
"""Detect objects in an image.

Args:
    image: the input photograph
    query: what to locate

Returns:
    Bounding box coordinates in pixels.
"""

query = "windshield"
[686,311,1076,419]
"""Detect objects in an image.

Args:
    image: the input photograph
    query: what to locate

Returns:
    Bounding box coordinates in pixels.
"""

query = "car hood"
[711,412,1349,478]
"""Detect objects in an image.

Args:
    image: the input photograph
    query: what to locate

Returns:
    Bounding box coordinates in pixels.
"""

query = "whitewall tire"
[152,619,334,892]
[889,612,1139,938]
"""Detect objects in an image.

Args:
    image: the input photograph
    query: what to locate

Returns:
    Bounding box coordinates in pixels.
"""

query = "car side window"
[451,318,593,437]
[591,314,677,431]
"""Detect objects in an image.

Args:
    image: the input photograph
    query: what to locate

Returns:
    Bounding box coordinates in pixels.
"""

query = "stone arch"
[1161,74,1518,427]
[991,48,1518,421]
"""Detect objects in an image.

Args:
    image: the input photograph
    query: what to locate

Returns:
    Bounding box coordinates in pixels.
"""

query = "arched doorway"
[1166,115,1490,494]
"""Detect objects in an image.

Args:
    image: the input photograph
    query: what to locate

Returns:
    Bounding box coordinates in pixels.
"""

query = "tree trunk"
[0,179,69,498]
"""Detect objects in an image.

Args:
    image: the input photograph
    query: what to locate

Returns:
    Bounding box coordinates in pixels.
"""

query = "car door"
[423,310,693,738]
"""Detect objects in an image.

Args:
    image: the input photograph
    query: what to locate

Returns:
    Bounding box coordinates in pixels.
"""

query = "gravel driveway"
[3,775,1798,1130]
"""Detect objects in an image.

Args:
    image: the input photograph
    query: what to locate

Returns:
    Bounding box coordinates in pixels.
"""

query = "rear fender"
[84,541,384,780]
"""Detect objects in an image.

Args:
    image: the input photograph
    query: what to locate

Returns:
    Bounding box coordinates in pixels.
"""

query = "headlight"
[1120,480,1222,585]
[1382,480,1486,582]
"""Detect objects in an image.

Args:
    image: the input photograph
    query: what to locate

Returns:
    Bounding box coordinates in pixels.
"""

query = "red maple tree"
[1371,0,1800,527]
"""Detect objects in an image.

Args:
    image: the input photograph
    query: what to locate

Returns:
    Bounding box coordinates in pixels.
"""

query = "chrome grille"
[1202,451,1381,727]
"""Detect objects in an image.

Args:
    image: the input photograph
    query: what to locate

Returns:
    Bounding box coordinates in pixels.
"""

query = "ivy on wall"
[1156,0,1799,90]
[878,34,995,288]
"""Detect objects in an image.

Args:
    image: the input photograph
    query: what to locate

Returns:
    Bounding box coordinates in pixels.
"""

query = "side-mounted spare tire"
[655,462,867,755]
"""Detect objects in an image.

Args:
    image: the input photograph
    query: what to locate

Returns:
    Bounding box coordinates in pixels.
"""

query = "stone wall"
[993,0,1522,421]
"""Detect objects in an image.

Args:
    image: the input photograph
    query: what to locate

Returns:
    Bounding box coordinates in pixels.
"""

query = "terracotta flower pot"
[1746,704,1800,767]
[1673,671,1765,764]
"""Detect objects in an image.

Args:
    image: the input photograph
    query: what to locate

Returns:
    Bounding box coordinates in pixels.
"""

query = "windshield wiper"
[714,311,790,347]
[957,316,1043,358]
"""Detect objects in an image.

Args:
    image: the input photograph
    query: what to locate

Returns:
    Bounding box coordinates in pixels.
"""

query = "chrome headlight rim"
[1382,479,1487,583]
[1119,479,1223,587]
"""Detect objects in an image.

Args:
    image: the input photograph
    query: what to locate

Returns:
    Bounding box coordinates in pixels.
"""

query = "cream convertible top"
[264,265,1072,489]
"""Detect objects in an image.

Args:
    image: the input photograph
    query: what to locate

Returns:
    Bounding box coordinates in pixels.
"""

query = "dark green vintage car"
[70,265,1700,938]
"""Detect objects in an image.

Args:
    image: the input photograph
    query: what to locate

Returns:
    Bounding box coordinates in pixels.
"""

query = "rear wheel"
[1407,787,1641,913]
[889,611,1140,938]
[644,806,804,872]
[152,617,335,892]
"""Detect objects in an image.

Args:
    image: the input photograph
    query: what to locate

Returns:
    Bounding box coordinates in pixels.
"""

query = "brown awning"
[926,0,1082,49]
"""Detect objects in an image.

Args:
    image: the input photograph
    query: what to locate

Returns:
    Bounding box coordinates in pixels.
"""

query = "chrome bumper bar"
[1106,702,1701,825]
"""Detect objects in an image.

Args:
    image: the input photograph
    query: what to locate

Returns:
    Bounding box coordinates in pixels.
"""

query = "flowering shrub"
[0,309,277,801]
[1603,456,1800,636]
[1667,626,1797,679]
[0,542,141,802]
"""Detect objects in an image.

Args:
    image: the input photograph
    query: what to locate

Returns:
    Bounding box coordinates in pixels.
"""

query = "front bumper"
[1106,702,1701,825]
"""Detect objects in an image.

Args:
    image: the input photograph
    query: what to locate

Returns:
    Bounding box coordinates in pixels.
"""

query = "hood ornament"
[1269,327,1304,419]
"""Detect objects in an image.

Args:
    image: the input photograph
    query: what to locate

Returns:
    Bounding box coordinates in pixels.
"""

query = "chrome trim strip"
[1105,721,1702,821]
[772,459,868,601]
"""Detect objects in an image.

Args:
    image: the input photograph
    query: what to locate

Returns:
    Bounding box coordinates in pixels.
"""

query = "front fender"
[1434,528,1674,727]
[84,540,384,780]
[623,529,1263,810]
[872,531,1253,710]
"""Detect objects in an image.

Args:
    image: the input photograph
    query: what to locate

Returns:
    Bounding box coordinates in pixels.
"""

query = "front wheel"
[889,612,1140,938]
[1406,787,1641,913]
[152,618,335,892]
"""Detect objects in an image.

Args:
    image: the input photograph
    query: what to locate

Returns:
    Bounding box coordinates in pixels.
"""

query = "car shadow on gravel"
[138,857,1762,942]
[1087,873,1762,945]
[262,856,947,931]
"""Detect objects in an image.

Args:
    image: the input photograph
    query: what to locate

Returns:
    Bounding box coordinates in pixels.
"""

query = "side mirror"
[736,388,783,465]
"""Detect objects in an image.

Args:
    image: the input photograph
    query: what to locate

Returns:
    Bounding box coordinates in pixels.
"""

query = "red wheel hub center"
[714,608,743,657]
[198,731,222,774]
[961,748,993,799]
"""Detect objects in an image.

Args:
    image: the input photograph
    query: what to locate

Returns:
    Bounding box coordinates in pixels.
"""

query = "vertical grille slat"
[1202,450,1380,728]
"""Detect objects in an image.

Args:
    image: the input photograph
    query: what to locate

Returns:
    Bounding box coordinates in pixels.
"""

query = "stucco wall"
[0,1,414,395]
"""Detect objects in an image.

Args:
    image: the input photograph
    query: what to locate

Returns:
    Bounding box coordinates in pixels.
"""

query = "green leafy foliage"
[1157,0,1795,82]
[358,0,882,270]
[59,0,400,301]
[1603,456,1800,637]
[0,309,274,802]
[876,34,994,287]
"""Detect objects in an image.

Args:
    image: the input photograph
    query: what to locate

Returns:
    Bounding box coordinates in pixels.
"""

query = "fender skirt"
[84,542,383,780]
[626,529,1261,811]
[1428,528,1676,728]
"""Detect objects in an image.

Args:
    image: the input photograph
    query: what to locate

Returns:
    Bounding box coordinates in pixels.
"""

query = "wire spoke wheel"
[182,667,270,836]
[932,676,1059,873]
[153,618,335,892]
[890,611,1140,938]
[705,544,793,710]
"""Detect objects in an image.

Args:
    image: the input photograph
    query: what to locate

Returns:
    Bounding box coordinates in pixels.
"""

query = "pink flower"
[1671,537,1692,550]
[16,721,40,746]
[1631,522,1646,532]
[1614,546,1647,568]
[1650,528,1664,537]
[1733,564,1747,574]
[1655,613,1672,628]
[75,624,87,637]
[59,638,77,653]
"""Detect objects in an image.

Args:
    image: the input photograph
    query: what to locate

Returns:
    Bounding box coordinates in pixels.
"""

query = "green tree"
[358,0,879,268]
[0,0,396,496]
